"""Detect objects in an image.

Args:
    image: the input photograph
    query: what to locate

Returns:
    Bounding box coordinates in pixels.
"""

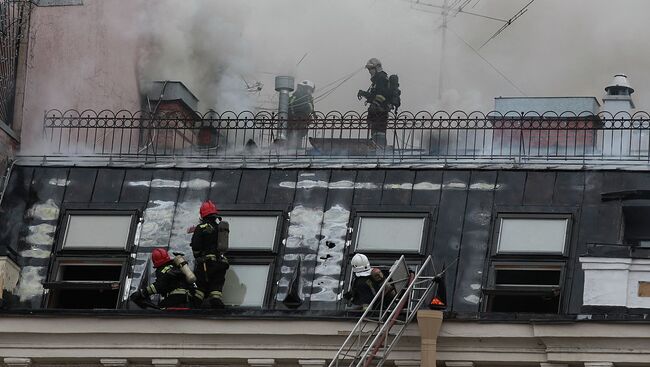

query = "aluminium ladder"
[329,255,440,367]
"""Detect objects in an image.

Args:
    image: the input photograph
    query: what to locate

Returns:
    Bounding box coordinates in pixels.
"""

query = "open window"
[623,206,650,248]
[217,211,284,308]
[484,213,571,314]
[344,211,431,310]
[46,210,139,309]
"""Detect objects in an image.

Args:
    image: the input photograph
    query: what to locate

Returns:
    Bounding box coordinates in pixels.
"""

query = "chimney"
[601,74,635,114]
[143,81,200,118]
[275,76,294,139]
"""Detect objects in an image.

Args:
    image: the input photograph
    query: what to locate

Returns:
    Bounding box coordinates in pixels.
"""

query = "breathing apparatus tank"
[217,218,229,253]
[172,253,197,284]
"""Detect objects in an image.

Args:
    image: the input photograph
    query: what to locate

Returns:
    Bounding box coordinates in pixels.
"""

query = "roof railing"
[39,109,650,165]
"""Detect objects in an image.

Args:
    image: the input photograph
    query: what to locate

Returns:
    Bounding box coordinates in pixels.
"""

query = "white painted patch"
[24,224,56,246]
[469,182,500,190]
[312,205,351,301]
[279,181,297,189]
[464,294,480,304]
[470,283,481,290]
[444,182,467,189]
[286,206,324,251]
[48,178,70,186]
[383,183,413,190]
[413,182,441,190]
[181,179,215,190]
[329,180,355,189]
[15,266,45,302]
[310,277,341,301]
[299,173,316,177]
[169,200,200,266]
[278,180,381,190]
[138,200,177,249]
[296,180,329,189]
[354,182,379,189]
[26,199,60,221]
[20,249,52,259]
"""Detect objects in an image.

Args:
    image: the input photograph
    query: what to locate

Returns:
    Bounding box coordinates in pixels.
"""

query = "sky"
[137,0,650,114]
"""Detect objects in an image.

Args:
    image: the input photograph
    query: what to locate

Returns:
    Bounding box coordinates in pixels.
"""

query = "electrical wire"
[313,67,364,104]
[447,26,526,96]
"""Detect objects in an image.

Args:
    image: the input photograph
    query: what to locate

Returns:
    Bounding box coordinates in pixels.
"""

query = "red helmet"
[199,200,218,218]
[151,248,171,268]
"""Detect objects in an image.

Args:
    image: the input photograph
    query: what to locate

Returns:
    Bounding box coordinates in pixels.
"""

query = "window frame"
[45,207,142,309]
[482,209,575,314]
[350,210,432,255]
[45,256,130,309]
[214,206,289,309]
[490,212,572,258]
[222,256,276,309]
[217,210,284,254]
[342,206,435,311]
[54,209,140,254]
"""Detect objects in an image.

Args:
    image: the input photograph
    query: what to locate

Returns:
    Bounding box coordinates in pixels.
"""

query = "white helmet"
[365,58,382,70]
[299,79,315,93]
[351,253,372,276]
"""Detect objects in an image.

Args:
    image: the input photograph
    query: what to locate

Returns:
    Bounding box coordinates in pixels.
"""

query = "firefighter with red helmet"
[191,200,230,309]
[130,248,198,309]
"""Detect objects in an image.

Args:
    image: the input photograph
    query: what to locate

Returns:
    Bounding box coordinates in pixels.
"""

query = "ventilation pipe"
[275,76,294,140]
[602,74,635,115]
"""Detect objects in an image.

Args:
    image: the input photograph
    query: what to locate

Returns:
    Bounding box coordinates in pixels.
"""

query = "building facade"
[1,1,650,367]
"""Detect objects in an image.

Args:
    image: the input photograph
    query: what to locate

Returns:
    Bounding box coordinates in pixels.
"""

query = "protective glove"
[357,90,368,101]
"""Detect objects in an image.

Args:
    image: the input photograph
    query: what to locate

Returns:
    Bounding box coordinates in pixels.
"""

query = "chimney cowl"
[605,74,634,95]
[275,76,295,92]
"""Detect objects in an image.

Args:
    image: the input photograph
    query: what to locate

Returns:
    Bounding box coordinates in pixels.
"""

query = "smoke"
[136,0,256,112]
[17,0,650,156]
[134,0,650,114]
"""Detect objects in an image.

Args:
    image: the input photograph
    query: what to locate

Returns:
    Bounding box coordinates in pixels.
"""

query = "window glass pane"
[356,217,424,252]
[63,215,132,249]
[495,268,560,286]
[222,264,270,307]
[488,293,560,313]
[497,218,567,253]
[50,289,120,309]
[221,216,278,250]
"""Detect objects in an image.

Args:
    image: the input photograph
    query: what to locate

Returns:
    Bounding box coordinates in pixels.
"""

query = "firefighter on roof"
[357,58,391,148]
[191,200,230,309]
[130,248,198,309]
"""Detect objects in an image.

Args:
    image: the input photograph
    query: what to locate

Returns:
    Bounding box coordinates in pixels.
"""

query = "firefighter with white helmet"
[344,253,395,310]
[357,58,391,148]
[287,79,316,148]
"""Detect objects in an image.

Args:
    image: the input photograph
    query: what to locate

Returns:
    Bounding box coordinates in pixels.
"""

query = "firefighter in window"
[190,200,230,309]
[130,248,199,309]
[344,253,396,310]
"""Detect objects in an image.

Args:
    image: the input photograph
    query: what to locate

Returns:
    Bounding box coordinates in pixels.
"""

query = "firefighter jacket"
[143,262,190,299]
[349,275,383,309]
[366,70,390,110]
[190,217,220,258]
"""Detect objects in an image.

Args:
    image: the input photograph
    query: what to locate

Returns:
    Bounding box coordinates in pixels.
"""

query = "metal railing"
[0,0,33,126]
[41,109,650,164]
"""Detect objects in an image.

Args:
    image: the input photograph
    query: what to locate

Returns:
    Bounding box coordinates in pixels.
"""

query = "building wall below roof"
[0,316,645,366]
